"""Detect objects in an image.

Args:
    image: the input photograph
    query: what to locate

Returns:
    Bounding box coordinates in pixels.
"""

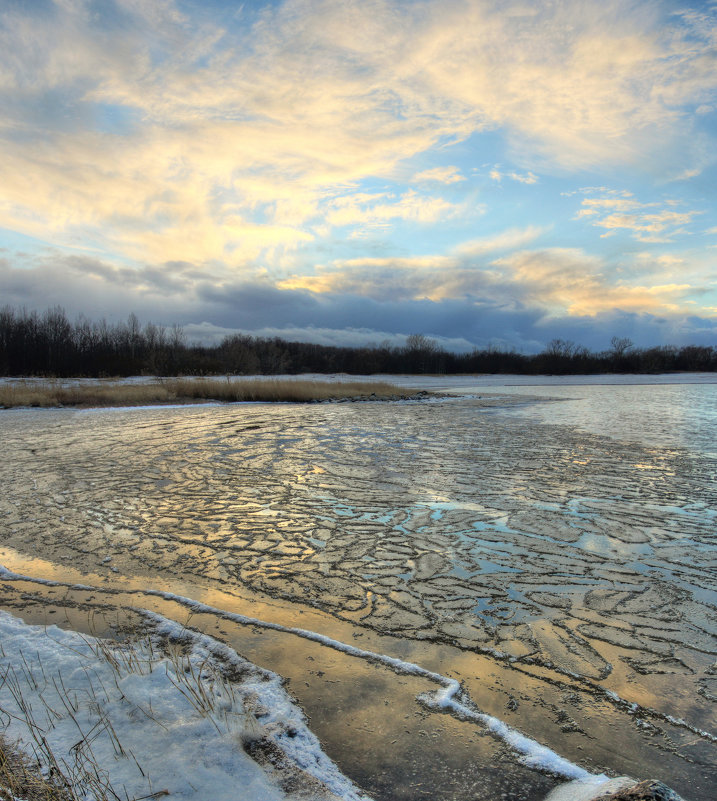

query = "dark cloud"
[2,255,715,354]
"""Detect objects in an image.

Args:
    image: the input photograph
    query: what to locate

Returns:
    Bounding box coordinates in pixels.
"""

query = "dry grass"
[166,377,409,403]
[0,378,420,409]
[0,624,237,801]
[0,382,171,409]
[0,618,326,801]
[0,734,74,801]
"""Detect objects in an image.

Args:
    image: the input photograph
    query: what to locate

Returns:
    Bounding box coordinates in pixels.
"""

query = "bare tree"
[545,338,578,357]
[610,336,634,358]
[405,333,437,353]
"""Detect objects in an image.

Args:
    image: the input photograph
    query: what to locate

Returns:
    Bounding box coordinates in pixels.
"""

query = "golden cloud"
[412,166,466,184]
[0,0,715,269]
[493,249,691,315]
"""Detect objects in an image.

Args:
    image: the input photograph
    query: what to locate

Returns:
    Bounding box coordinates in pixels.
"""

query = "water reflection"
[496,383,717,453]
[1,389,716,800]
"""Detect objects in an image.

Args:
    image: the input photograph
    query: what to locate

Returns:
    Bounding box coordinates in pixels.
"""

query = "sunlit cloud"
[489,166,538,184]
[2,0,716,265]
[412,166,466,184]
[574,191,703,242]
[0,0,716,350]
[672,167,703,181]
[280,233,697,319]
[3,251,716,353]
[324,190,463,230]
[279,255,455,301]
[280,225,547,299]
[493,249,692,316]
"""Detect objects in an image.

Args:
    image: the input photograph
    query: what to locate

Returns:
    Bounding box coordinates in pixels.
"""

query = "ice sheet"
[1,378,715,800]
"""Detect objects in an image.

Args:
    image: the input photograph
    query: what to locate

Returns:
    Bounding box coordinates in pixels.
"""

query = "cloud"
[324,189,463,230]
[489,166,538,184]
[411,166,465,184]
[2,253,716,354]
[672,167,702,181]
[0,0,715,355]
[574,191,703,242]
[493,248,693,315]
[183,320,476,352]
[279,236,699,320]
[598,210,698,242]
[1,0,716,270]
[414,0,717,170]
[279,225,547,300]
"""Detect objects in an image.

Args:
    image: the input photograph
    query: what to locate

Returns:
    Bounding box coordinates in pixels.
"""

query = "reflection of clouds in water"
[497,383,717,453]
[572,531,653,558]
[1,392,716,797]
[2,398,715,648]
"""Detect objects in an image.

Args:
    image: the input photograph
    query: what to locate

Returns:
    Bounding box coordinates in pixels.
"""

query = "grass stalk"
[0,624,266,801]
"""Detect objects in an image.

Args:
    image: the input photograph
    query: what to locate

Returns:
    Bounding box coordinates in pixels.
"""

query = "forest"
[1,306,715,377]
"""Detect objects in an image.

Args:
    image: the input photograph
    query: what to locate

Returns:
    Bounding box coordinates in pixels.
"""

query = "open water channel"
[1,374,715,800]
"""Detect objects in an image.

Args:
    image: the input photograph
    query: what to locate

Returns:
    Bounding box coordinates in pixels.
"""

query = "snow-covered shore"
[0,609,369,801]
[0,604,654,801]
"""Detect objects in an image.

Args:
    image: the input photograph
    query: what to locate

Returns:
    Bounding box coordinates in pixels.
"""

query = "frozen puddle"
[1,385,716,800]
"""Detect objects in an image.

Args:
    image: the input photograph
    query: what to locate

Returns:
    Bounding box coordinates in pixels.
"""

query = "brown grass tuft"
[0,378,422,409]
[165,377,407,403]
[0,734,73,801]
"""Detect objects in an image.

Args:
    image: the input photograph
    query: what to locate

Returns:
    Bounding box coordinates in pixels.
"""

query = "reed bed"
[166,377,407,403]
[0,378,417,409]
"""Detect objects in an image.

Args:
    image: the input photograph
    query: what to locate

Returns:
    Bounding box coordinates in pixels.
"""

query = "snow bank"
[0,609,370,801]
[543,776,635,801]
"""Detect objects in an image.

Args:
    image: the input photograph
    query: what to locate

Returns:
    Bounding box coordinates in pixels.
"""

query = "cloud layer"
[0,0,715,351]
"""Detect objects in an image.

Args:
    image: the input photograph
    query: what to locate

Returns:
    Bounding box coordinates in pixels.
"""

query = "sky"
[1,0,716,354]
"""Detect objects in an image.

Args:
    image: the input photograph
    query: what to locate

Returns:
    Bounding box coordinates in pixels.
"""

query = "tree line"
[1,306,715,377]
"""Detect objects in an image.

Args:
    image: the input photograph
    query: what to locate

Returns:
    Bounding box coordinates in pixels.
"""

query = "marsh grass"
[0,630,154,801]
[0,377,417,409]
[166,377,407,403]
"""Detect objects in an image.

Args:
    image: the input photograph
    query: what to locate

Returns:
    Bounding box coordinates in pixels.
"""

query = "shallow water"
[1,377,716,800]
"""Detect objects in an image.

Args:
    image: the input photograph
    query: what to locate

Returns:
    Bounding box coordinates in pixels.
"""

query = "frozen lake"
[1,374,715,800]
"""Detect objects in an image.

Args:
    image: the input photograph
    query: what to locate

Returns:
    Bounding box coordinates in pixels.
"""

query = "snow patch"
[0,608,370,801]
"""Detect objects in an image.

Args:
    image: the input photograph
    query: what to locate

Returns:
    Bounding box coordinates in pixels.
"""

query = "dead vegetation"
[0,623,238,801]
[0,614,346,801]
[0,378,422,409]
[0,734,74,801]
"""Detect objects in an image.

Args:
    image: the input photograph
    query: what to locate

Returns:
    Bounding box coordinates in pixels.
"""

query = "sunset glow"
[1,0,716,351]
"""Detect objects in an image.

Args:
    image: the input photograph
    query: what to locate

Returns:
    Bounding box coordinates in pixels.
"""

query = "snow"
[0,608,371,801]
[0,565,599,788]
[543,776,634,801]
[144,594,599,782]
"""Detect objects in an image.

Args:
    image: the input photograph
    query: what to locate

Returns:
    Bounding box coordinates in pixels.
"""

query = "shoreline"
[0,563,568,801]
[0,377,432,409]
[0,564,683,801]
